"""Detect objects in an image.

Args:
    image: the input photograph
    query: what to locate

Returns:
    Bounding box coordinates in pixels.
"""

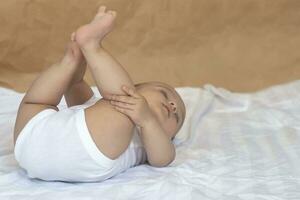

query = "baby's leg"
[73,5,135,98]
[63,49,94,107]
[22,42,84,106]
[71,6,137,159]
[14,41,84,143]
[64,79,94,107]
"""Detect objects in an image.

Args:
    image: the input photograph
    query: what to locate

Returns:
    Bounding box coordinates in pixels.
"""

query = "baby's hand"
[107,85,155,128]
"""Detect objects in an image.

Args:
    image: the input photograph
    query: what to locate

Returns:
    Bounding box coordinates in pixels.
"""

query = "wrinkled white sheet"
[1,80,300,200]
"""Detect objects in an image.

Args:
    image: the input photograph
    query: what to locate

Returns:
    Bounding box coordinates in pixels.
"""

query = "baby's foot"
[74,5,117,50]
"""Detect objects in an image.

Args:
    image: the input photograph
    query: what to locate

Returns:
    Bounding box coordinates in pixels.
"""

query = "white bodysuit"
[14,95,147,182]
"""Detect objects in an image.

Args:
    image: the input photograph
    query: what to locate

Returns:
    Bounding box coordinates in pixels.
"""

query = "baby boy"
[13,5,186,182]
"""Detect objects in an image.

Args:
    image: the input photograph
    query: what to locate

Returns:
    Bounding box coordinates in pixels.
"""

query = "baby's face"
[136,82,186,140]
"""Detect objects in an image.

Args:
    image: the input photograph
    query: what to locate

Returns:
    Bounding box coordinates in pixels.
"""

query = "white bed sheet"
[1,80,300,200]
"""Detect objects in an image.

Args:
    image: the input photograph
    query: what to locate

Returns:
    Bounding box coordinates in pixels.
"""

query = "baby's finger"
[122,85,140,98]
[109,95,136,104]
[113,105,134,116]
[102,93,124,101]
[110,100,134,108]
[102,93,113,100]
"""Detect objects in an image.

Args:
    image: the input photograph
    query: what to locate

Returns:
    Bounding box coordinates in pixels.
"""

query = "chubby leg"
[73,5,135,98]
[63,46,94,107]
[14,41,85,144]
[64,80,94,107]
[21,41,84,106]
[70,5,137,160]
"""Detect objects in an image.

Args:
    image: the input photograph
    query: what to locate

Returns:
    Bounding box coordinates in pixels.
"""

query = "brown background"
[0,0,299,93]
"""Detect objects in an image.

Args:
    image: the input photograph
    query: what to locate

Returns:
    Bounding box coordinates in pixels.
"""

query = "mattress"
[1,80,300,199]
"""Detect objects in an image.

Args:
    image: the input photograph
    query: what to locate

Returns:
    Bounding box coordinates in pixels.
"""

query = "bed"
[1,80,300,199]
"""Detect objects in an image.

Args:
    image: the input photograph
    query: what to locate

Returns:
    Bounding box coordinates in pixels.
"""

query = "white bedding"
[1,80,300,199]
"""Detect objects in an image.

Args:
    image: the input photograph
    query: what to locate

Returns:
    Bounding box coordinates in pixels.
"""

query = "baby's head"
[134,81,186,141]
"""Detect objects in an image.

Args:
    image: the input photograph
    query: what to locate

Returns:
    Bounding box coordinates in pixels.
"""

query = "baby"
[13,5,186,182]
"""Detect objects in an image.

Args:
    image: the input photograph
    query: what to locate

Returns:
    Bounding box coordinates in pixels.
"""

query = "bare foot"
[73,5,117,50]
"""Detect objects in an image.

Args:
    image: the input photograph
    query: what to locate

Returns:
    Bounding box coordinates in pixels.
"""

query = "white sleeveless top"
[15,94,148,182]
[72,94,148,167]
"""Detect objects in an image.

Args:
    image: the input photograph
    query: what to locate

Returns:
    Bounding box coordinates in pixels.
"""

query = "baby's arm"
[140,117,176,167]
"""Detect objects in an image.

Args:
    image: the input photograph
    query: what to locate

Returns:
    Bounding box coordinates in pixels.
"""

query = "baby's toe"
[71,32,76,41]
[93,6,107,19]
[108,10,117,17]
[98,6,106,14]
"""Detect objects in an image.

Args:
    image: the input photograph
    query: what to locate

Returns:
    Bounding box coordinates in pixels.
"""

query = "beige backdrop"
[0,0,299,93]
